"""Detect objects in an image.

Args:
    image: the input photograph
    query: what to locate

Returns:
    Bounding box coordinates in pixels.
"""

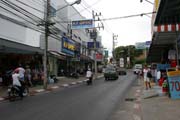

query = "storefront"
[0,38,43,85]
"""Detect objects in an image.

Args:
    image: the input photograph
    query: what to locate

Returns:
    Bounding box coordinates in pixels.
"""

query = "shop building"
[147,0,180,67]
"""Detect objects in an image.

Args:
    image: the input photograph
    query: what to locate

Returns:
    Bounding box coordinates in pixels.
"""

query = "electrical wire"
[1,0,44,23]
[79,1,113,34]
[61,0,103,20]
[0,1,63,41]
[100,11,156,21]
[15,0,44,14]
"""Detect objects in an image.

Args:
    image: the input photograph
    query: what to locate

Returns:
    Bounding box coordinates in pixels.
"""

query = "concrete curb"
[0,75,104,102]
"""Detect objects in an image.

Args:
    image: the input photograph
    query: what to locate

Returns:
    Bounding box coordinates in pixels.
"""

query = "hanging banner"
[71,19,94,29]
[167,70,180,99]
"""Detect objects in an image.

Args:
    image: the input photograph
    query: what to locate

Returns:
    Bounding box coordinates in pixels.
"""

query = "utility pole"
[91,10,103,78]
[92,10,97,79]
[112,33,118,60]
[43,0,50,89]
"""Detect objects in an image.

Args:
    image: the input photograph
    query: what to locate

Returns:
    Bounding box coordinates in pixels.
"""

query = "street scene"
[0,0,180,120]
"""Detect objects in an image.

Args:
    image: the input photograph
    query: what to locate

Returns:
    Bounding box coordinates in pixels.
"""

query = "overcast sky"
[66,0,154,54]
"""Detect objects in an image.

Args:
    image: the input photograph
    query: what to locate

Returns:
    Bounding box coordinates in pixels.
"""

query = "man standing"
[143,65,151,90]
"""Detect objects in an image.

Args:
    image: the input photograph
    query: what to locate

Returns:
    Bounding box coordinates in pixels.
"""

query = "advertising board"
[61,36,75,56]
[167,70,180,99]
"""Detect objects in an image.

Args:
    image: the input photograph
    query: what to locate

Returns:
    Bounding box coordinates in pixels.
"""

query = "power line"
[61,0,103,20]
[100,11,156,21]
[15,0,44,14]
[1,0,44,23]
[0,1,63,41]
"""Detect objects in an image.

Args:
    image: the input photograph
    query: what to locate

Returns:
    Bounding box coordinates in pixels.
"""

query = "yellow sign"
[167,70,180,77]
[63,41,75,51]
[154,0,159,10]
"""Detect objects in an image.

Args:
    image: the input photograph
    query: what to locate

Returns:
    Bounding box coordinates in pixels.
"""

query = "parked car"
[104,67,119,81]
[133,64,142,74]
[117,67,127,75]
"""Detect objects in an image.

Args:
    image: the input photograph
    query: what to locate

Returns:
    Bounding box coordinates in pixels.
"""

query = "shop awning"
[80,54,93,62]
[155,0,180,25]
[0,38,43,54]
[49,51,66,60]
[148,0,180,63]
[147,27,180,63]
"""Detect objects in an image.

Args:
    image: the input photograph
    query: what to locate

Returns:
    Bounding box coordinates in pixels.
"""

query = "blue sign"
[145,41,151,48]
[157,64,170,71]
[71,19,94,29]
[61,37,75,56]
[87,42,100,49]
[167,71,180,99]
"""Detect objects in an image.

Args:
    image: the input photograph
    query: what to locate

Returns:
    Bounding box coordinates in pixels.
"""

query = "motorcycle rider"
[12,69,23,98]
[86,68,93,85]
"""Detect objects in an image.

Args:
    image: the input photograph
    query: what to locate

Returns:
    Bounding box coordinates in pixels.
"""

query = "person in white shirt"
[18,67,25,82]
[86,68,93,85]
[12,70,23,97]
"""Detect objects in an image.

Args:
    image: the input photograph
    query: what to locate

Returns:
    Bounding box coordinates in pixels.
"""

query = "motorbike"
[70,72,79,79]
[8,85,28,101]
[86,77,93,85]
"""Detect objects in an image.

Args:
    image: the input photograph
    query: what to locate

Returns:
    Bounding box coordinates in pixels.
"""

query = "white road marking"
[133,114,141,120]
[35,89,45,93]
[0,97,4,101]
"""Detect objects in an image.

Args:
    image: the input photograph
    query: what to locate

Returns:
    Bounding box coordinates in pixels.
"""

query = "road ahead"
[0,72,136,120]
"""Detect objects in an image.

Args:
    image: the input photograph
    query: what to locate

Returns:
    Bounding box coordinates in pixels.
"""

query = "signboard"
[96,53,103,61]
[119,58,124,67]
[90,31,97,39]
[104,50,108,58]
[135,42,146,49]
[71,19,94,29]
[167,70,180,99]
[61,37,75,56]
[145,41,151,48]
[87,42,100,49]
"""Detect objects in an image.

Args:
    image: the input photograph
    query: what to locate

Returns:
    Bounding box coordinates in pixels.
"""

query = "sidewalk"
[140,79,180,120]
[0,73,103,101]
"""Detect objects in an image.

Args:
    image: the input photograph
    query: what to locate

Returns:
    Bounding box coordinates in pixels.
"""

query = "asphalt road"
[0,72,136,120]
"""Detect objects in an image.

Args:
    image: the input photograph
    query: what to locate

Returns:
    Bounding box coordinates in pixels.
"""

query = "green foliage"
[114,45,144,67]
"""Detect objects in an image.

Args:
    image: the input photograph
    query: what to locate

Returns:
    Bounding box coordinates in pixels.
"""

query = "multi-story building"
[0,0,103,85]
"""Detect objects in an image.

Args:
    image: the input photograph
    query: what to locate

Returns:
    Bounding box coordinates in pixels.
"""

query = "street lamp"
[140,0,153,5]
[56,0,81,12]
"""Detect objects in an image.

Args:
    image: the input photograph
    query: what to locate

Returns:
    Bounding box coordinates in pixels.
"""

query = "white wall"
[0,0,44,47]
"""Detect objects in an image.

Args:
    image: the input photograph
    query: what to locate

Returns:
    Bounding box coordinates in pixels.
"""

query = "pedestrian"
[143,65,151,90]
[86,68,93,85]
[25,65,33,87]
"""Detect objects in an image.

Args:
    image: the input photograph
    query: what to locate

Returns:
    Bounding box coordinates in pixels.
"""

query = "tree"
[114,45,144,68]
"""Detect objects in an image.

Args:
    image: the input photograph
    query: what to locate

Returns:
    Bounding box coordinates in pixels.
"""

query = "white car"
[133,64,142,74]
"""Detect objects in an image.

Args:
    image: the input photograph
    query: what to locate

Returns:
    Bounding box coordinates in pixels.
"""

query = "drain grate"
[125,98,137,102]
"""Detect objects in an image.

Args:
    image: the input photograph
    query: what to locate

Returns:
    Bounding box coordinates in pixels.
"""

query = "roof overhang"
[147,31,180,63]
[155,0,180,25]
[0,38,43,54]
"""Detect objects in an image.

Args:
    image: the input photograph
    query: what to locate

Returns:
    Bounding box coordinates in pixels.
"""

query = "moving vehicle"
[104,67,119,80]
[8,85,28,101]
[117,67,127,75]
[133,64,143,74]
